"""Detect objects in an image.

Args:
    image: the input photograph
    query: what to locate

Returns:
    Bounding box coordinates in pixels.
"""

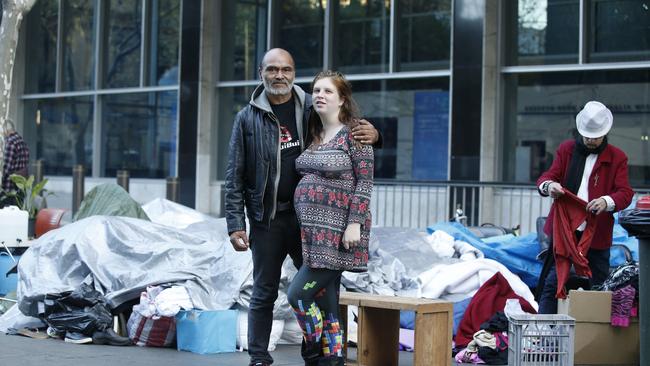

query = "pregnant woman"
[287,70,373,366]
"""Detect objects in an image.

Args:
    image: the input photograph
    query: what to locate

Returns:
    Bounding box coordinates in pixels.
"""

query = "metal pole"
[639,237,649,366]
[116,170,130,192]
[166,177,180,203]
[72,165,85,215]
[32,159,44,186]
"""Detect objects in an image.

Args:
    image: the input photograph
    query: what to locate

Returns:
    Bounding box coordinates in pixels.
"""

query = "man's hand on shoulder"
[351,119,379,145]
[229,230,250,251]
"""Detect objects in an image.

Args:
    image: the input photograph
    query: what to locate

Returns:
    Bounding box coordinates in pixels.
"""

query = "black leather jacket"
[225,85,312,233]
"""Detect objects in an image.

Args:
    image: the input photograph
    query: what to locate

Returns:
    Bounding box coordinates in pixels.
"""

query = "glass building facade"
[21,0,180,178]
[12,0,650,210]
[502,0,650,186]
[217,0,453,181]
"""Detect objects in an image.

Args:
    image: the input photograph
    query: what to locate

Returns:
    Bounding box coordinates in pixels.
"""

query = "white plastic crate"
[508,313,575,366]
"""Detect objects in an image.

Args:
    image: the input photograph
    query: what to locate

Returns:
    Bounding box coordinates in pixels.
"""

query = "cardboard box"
[558,290,639,365]
[574,320,639,365]
[558,290,612,323]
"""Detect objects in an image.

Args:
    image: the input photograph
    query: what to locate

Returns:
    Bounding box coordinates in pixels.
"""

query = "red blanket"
[455,272,536,347]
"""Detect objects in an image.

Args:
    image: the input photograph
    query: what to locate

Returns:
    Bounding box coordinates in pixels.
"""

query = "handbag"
[126,308,176,347]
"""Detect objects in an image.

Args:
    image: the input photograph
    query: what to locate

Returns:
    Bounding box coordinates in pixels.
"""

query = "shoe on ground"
[64,332,93,344]
[46,326,64,339]
[92,328,132,346]
[250,363,271,366]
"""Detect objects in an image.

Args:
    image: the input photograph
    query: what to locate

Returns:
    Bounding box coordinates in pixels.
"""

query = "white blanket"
[417,258,538,310]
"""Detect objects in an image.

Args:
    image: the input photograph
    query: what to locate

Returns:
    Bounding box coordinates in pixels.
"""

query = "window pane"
[150,0,180,86]
[503,70,650,186]
[62,0,96,91]
[397,0,451,71]
[215,86,257,179]
[352,78,450,180]
[333,0,390,74]
[219,0,267,81]
[105,0,142,88]
[589,0,650,62]
[274,0,324,77]
[25,0,58,93]
[23,97,94,176]
[504,0,579,66]
[102,92,178,178]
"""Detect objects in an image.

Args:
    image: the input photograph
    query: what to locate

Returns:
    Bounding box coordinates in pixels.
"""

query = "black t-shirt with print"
[271,97,301,203]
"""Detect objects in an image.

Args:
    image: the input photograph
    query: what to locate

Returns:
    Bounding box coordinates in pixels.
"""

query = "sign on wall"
[412,91,449,180]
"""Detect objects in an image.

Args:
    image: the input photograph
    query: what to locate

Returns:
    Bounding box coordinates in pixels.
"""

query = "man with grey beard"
[225,48,380,366]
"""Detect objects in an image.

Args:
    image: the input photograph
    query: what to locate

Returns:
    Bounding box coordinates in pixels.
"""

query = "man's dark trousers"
[538,245,610,314]
[248,209,303,364]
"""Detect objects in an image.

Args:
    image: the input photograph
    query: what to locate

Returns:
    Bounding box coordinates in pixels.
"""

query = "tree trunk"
[0,0,37,185]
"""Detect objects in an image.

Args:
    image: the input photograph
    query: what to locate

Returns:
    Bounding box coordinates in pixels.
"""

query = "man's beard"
[263,78,293,95]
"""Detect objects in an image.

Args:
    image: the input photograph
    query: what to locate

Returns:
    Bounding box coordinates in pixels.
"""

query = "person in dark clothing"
[224,48,380,366]
[536,101,634,314]
[1,118,30,207]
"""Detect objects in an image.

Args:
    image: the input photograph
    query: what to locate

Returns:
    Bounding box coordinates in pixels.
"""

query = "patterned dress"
[294,126,374,272]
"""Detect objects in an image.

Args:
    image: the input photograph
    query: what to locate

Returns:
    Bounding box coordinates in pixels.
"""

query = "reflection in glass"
[102,92,178,178]
[396,0,451,71]
[25,0,58,93]
[220,0,267,81]
[23,97,94,176]
[503,70,650,186]
[504,0,578,65]
[590,0,650,62]
[333,0,390,74]
[215,86,257,179]
[62,0,96,91]
[105,0,142,88]
[149,0,180,86]
[352,78,450,180]
[274,0,324,77]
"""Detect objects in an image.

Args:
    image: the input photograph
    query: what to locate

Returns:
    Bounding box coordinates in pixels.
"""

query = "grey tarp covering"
[17,205,252,317]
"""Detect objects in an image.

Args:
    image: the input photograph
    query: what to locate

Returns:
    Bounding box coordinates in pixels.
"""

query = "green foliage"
[6,174,50,218]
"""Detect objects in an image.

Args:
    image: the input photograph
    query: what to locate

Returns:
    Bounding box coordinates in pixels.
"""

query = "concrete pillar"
[479,0,501,224]
[194,0,219,213]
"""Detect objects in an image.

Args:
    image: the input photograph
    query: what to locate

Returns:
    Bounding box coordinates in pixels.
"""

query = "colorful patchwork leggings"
[287,266,343,358]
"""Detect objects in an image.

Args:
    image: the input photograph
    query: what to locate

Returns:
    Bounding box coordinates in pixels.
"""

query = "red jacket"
[537,140,633,250]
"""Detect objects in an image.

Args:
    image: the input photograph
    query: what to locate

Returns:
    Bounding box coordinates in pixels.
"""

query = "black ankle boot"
[317,356,345,366]
[91,328,132,346]
[302,339,321,366]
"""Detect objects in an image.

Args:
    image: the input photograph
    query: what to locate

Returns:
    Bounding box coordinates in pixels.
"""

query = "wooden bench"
[339,292,452,366]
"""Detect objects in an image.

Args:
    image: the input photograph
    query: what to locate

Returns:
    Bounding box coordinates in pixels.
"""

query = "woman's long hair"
[308,70,360,145]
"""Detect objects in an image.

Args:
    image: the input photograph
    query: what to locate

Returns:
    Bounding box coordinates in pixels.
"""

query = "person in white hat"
[535,101,634,314]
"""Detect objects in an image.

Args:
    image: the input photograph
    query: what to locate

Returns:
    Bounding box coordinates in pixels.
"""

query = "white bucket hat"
[576,101,613,138]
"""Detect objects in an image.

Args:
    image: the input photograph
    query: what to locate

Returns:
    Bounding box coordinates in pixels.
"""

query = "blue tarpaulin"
[426,221,638,288]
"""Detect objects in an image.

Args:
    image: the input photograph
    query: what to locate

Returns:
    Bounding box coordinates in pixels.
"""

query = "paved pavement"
[0,334,421,366]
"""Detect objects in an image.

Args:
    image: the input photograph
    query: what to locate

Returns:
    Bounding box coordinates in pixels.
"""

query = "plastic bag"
[42,283,113,335]
[619,209,650,238]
